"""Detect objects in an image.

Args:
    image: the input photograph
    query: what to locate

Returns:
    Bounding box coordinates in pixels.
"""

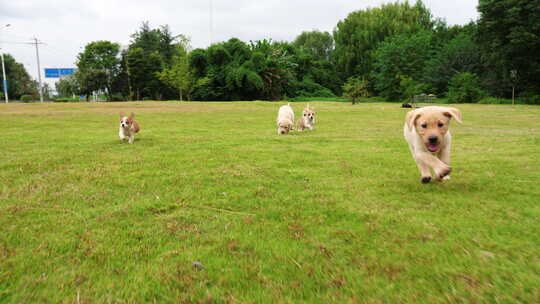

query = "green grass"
[1,101,539,303]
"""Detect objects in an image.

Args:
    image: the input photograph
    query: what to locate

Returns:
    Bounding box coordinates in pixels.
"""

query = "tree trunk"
[179,89,183,101]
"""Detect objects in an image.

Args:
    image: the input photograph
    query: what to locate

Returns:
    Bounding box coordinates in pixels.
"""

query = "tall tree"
[293,31,340,95]
[423,29,482,94]
[477,0,540,96]
[157,36,193,100]
[333,0,433,80]
[55,74,80,97]
[293,30,334,61]
[75,40,120,101]
[127,22,187,100]
[0,53,37,100]
[372,30,434,100]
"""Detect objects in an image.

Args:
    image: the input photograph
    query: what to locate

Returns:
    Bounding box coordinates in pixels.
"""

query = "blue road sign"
[45,68,75,78]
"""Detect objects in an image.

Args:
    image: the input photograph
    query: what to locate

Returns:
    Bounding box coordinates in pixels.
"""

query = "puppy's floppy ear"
[129,112,135,120]
[406,110,421,131]
[443,107,462,123]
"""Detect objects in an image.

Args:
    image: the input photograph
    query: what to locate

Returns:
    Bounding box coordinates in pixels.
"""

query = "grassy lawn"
[0,101,539,303]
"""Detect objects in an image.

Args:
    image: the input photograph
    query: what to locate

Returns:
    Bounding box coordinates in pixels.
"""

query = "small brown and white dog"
[119,112,140,144]
[403,106,462,183]
[277,103,294,135]
[297,103,315,131]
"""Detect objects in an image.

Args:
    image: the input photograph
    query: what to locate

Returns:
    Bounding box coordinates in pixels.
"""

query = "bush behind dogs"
[447,72,485,103]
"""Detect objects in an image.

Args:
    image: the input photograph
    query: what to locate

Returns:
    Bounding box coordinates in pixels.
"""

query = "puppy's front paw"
[436,166,452,181]
[442,175,451,181]
[421,176,432,184]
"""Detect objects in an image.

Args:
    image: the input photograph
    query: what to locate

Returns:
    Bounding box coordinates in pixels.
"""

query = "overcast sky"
[1,0,479,88]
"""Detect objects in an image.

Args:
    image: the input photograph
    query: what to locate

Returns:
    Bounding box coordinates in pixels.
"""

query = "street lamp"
[1,24,11,103]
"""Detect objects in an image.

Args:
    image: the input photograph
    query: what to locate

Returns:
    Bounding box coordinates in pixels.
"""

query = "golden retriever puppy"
[403,106,462,183]
[297,103,315,131]
[277,103,294,135]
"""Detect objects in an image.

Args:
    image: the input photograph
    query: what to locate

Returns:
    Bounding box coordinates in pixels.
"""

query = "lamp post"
[1,24,11,103]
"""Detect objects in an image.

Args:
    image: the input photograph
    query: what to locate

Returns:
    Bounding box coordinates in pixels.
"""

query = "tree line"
[2,0,539,104]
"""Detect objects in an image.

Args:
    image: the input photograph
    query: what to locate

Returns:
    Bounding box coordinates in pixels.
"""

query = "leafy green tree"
[477,0,540,96]
[76,40,120,101]
[55,74,80,97]
[110,50,130,101]
[189,38,296,101]
[0,53,37,100]
[126,22,189,100]
[342,77,370,104]
[157,36,193,100]
[372,30,433,100]
[293,30,334,61]
[333,0,433,80]
[293,31,341,95]
[400,75,428,102]
[447,72,485,103]
[250,40,297,100]
[423,29,482,94]
[126,47,163,100]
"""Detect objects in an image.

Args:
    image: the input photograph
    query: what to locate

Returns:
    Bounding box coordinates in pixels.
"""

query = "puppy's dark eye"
[421,124,427,128]
[438,123,444,128]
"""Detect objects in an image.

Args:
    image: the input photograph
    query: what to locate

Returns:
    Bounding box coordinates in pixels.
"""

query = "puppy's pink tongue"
[428,144,438,152]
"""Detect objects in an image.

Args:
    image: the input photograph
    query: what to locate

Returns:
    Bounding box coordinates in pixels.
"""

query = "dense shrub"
[478,97,514,104]
[293,78,336,98]
[519,92,540,105]
[54,97,80,102]
[399,75,429,102]
[20,95,33,102]
[447,72,485,103]
[109,93,126,102]
[342,77,370,104]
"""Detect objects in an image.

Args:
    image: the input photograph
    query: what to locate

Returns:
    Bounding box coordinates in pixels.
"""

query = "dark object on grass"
[192,261,204,270]
[401,103,413,108]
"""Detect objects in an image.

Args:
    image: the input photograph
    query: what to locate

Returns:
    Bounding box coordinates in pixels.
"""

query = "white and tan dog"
[276,103,295,135]
[297,103,315,131]
[119,112,140,144]
[403,106,462,183]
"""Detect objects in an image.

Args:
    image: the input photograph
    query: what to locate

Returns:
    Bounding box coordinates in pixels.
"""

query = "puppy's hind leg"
[128,135,135,144]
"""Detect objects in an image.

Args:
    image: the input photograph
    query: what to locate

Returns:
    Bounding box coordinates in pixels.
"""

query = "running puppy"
[276,103,294,135]
[297,103,315,131]
[119,112,140,144]
[403,106,462,184]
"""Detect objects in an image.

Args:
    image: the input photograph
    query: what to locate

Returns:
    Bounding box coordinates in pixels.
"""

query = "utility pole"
[1,52,7,103]
[1,24,11,103]
[32,38,44,102]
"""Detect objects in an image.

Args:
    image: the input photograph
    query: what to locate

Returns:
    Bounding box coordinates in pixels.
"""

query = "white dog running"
[276,103,295,135]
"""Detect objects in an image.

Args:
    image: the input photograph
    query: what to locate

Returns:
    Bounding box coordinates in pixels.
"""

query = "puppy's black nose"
[428,136,438,144]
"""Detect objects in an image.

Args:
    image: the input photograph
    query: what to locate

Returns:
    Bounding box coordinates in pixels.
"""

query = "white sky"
[0,0,479,88]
